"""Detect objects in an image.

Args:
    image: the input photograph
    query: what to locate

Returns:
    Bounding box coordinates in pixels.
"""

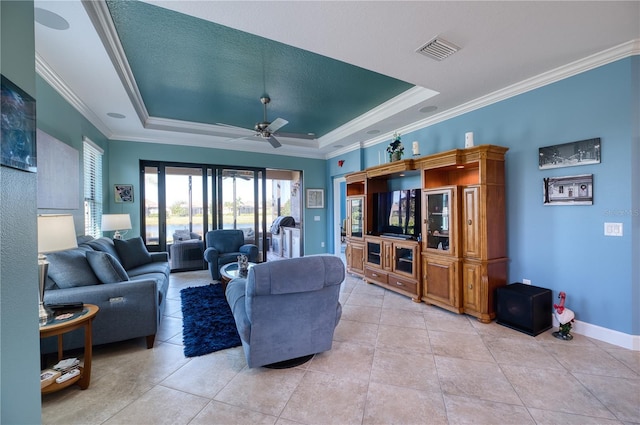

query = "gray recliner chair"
[170,231,204,271]
[204,229,258,280]
[225,255,344,368]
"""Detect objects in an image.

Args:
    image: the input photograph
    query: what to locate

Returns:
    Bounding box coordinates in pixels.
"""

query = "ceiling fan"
[220,96,314,148]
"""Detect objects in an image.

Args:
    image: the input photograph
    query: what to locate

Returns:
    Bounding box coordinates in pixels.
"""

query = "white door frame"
[333,176,345,256]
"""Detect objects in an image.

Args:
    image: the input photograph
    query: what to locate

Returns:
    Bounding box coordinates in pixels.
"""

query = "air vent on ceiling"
[416,37,460,61]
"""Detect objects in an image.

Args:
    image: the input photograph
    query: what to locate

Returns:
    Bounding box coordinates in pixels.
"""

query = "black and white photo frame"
[543,174,593,206]
[539,138,601,170]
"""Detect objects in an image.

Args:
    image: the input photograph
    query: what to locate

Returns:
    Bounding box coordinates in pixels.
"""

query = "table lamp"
[101,213,131,239]
[37,214,78,325]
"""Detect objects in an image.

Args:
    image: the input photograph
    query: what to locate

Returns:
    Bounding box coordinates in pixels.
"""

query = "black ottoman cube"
[496,283,552,336]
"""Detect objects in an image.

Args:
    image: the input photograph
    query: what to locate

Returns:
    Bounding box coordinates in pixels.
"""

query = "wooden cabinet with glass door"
[390,240,420,301]
[364,236,420,301]
[345,172,366,276]
[421,187,462,312]
[345,196,365,276]
[346,196,364,240]
[416,144,509,322]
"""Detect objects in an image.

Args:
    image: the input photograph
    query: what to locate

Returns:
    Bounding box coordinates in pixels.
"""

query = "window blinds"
[83,138,103,238]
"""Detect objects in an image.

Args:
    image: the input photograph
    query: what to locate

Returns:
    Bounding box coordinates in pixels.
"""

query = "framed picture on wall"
[539,138,601,170]
[543,174,593,205]
[114,184,134,203]
[306,188,324,209]
[1,75,37,172]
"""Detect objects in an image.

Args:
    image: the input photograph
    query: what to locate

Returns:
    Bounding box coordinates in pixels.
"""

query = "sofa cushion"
[85,237,121,261]
[126,261,171,279]
[114,237,153,271]
[47,249,100,288]
[86,251,129,284]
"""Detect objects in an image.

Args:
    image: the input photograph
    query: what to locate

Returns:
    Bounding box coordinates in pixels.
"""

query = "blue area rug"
[180,283,241,357]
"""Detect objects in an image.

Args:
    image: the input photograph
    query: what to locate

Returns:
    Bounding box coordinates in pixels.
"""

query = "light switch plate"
[604,222,623,236]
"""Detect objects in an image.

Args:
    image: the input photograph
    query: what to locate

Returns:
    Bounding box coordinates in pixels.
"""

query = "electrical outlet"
[604,222,623,236]
[321,242,325,247]
[523,278,531,285]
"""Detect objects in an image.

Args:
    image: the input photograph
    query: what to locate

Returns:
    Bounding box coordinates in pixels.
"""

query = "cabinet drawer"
[365,267,388,284]
[387,274,417,294]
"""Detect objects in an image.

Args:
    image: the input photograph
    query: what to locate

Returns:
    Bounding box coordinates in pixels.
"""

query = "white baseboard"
[552,317,640,351]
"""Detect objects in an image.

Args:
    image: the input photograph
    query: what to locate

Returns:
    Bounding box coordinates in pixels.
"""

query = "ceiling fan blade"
[267,135,282,148]
[266,117,288,133]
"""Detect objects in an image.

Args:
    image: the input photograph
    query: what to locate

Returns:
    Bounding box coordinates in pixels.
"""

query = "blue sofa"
[41,236,170,353]
[204,229,258,280]
[225,255,344,368]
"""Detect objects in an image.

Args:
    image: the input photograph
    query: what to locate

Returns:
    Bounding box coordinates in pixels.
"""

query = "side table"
[40,304,99,394]
[219,262,256,293]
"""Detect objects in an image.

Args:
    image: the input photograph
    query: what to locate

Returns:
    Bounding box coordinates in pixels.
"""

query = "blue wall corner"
[360,57,638,335]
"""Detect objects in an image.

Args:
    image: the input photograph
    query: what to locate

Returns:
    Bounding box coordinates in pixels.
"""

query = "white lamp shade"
[37,214,78,254]
[102,214,132,231]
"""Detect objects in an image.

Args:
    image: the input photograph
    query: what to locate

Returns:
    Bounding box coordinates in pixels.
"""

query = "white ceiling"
[34,1,640,159]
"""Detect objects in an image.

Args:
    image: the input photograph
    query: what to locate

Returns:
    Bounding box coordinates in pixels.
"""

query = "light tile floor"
[42,268,640,425]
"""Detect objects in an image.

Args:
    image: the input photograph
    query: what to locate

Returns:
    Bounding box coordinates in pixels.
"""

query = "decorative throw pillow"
[85,237,120,261]
[86,251,129,283]
[113,237,153,270]
[46,249,100,289]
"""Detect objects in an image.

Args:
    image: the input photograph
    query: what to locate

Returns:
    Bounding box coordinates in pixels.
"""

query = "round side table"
[39,304,99,394]
[219,262,256,293]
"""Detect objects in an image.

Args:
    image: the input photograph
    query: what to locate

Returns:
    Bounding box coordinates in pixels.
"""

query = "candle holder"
[412,141,420,156]
[465,132,474,148]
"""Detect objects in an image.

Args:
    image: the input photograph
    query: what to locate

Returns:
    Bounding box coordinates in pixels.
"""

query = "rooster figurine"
[553,291,575,340]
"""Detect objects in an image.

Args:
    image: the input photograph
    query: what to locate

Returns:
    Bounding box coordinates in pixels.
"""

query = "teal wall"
[0,1,42,423]
[107,140,328,254]
[352,57,639,336]
[36,75,110,224]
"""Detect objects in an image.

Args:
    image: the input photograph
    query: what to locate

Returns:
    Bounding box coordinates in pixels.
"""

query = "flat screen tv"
[372,189,421,239]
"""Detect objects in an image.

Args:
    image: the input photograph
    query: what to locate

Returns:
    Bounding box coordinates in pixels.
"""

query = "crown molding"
[37,9,638,161]
[35,53,113,138]
[322,140,363,160]
[145,116,248,137]
[318,86,439,149]
[110,132,327,160]
[371,39,640,143]
[82,0,149,126]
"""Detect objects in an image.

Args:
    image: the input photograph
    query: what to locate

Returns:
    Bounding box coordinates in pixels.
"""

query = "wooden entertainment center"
[345,145,508,322]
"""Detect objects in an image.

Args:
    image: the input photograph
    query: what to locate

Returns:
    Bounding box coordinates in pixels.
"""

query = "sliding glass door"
[141,161,267,261]
[165,166,206,243]
[218,169,264,251]
[141,163,208,252]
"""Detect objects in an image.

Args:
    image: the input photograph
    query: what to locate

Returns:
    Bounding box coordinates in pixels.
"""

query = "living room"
[2,1,639,424]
